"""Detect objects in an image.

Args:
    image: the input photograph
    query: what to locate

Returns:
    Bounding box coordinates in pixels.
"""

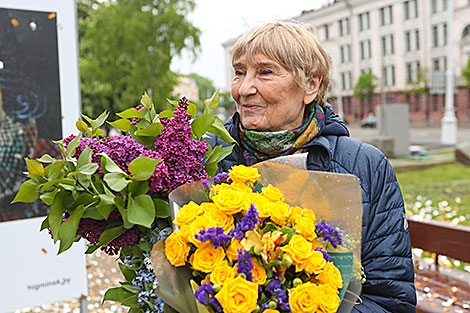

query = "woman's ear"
[303,76,323,105]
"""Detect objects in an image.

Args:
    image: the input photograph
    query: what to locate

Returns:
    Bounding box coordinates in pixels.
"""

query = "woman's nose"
[238,73,257,97]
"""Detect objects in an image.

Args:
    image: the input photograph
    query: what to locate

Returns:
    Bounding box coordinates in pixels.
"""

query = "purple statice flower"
[315,247,330,262]
[229,204,260,240]
[261,304,270,312]
[132,104,144,125]
[76,218,105,245]
[209,296,223,312]
[195,227,231,248]
[213,172,230,184]
[267,279,282,294]
[63,135,107,164]
[101,135,150,174]
[153,97,209,197]
[237,249,254,281]
[194,282,214,305]
[101,226,140,255]
[202,179,211,188]
[315,221,343,249]
[274,288,290,311]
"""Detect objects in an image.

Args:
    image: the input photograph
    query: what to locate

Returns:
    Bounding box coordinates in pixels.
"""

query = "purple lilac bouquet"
[12,91,235,312]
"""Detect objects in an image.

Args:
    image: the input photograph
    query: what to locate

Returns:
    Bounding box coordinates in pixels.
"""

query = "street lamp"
[440,0,457,144]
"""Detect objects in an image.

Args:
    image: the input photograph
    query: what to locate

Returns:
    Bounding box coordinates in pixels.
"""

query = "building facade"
[223,0,470,124]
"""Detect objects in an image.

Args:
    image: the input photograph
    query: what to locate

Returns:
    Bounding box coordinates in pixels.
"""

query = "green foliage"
[404,67,430,95]
[78,0,201,119]
[185,73,216,102]
[462,57,470,88]
[353,73,378,100]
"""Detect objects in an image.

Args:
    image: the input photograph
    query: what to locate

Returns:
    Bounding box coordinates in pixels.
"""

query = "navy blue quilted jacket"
[208,104,416,312]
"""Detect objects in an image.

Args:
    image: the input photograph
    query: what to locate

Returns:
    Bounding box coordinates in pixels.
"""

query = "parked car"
[360,114,377,128]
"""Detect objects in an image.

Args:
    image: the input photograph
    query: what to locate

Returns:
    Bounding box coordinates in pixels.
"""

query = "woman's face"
[231,53,317,132]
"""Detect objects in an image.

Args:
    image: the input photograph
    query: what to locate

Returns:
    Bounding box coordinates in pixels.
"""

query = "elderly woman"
[210,21,416,312]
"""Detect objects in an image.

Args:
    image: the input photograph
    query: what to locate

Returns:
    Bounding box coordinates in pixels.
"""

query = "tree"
[404,67,431,124]
[462,57,470,122]
[186,73,216,104]
[78,0,200,119]
[353,73,378,119]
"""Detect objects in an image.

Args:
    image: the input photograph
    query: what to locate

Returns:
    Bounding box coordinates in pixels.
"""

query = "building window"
[405,61,421,83]
[341,71,352,90]
[431,0,448,14]
[338,18,350,37]
[323,24,329,40]
[380,5,393,26]
[358,12,370,32]
[432,23,448,47]
[381,34,394,56]
[405,29,420,52]
[432,56,447,71]
[360,68,372,74]
[404,0,418,20]
[359,39,371,60]
[382,65,395,86]
[340,44,351,63]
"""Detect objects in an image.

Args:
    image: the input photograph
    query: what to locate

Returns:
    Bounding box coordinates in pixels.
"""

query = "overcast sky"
[170,0,331,90]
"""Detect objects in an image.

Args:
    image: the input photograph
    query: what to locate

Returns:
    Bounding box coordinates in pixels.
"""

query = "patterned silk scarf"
[239,103,325,161]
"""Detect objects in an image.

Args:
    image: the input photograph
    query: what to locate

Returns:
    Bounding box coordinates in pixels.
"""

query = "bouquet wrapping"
[151,155,363,313]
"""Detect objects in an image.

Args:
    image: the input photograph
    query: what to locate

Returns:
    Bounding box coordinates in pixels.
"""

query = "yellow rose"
[302,250,326,275]
[212,189,249,215]
[249,258,267,285]
[294,216,317,241]
[228,164,260,184]
[164,231,190,267]
[177,224,192,243]
[289,281,321,313]
[247,193,269,219]
[263,310,280,313]
[317,262,343,291]
[318,284,341,313]
[311,239,326,251]
[281,234,312,270]
[200,202,217,212]
[215,277,258,313]
[269,201,292,225]
[173,201,203,227]
[189,241,226,273]
[188,215,217,246]
[261,184,285,202]
[206,207,234,232]
[209,183,232,198]
[210,260,235,286]
[226,239,244,262]
[230,181,254,195]
[291,206,316,224]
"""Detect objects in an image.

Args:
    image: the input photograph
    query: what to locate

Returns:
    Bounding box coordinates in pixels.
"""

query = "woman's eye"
[234,70,245,76]
[260,69,273,75]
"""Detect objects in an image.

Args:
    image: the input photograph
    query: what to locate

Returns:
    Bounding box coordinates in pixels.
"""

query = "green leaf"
[116,108,145,119]
[104,172,130,192]
[95,129,106,137]
[204,89,220,109]
[11,180,41,203]
[129,181,149,196]
[135,123,163,137]
[85,244,100,254]
[128,157,162,181]
[90,111,109,131]
[118,262,137,281]
[187,102,198,117]
[158,109,174,118]
[37,154,55,163]
[121,294,140,307]
[128,194,155,228]
[121,284,141,294]
[40,189,59,205]
[205,163,218,177]
[261,222,279,233]
[48,192,66,242]
[77,163,99,175]
[141,92,153,110]
[82,207,104,220]
[98,225,127,246]
[40,217,49,231]
[166,98,179,107]
[103,286,135,303]
[77,146,93,168]
[76,119,88,133]
[191,104,215,140]
[25,158,45,177]
[65,133,81,158]
[96,194,115,219]
[154,199,171,218]
[208,117,237,143]
[58,204,86,254]
[108,118,131,132]
[100,154,125,174]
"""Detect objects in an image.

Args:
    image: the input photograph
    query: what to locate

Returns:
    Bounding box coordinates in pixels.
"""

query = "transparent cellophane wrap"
[151,154,363,313]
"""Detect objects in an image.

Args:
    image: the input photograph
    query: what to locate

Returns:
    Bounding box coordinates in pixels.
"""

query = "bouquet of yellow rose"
[151,160,363,313]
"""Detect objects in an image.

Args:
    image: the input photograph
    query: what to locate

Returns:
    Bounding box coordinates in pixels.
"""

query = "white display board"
[0,1,86,311]
[0,218,88,313]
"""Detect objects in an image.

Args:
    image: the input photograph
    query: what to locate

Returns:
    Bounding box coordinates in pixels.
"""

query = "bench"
[407,217,470,313]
